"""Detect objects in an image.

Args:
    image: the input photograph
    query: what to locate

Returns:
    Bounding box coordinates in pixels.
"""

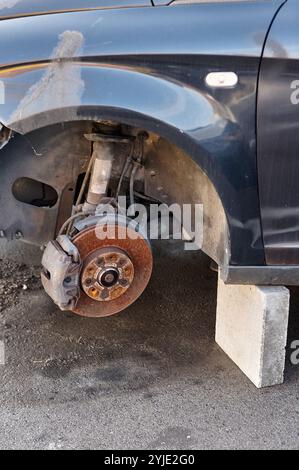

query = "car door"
[257,0,299,265]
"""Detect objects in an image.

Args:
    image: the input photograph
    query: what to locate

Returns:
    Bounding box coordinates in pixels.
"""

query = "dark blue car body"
[0,0,298,285]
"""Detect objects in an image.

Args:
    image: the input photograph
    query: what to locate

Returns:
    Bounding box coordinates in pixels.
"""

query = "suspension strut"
[83,132,133,212]
[41,128,153,317]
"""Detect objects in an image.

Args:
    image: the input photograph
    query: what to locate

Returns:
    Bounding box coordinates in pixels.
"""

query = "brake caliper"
[41,235,82,311]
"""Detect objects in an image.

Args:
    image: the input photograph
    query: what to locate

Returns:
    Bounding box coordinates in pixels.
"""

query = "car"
[0,0,298,318]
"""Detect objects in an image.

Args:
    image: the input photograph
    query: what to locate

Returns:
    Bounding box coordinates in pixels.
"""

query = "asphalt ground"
[0,240,298,450]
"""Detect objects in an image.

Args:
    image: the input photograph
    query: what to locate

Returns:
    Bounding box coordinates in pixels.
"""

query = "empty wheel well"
[0,119,230,266]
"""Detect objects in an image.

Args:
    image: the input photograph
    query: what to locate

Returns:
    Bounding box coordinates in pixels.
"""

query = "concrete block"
[216,278,290,388]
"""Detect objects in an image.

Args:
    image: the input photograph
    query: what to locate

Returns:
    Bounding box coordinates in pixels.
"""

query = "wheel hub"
[81,247,135,302]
